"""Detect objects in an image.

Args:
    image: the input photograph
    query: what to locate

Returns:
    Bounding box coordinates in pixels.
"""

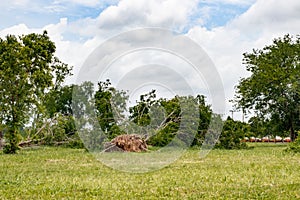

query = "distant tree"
[192,95,212,146]
[233,34,300,141]
[44,85,74,118]
[43,84,77,138]
[129,89,157,127]
[94,79,128,140]
[215,117,248,149]
[0,31,72,153]
[248,114,290,138]
[72,81,104,150]
[131,93,205,147]
[248,116,267,137]
[146,95,181,146]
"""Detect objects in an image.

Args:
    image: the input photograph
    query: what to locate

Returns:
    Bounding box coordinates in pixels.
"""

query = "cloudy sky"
[1,0,300,120]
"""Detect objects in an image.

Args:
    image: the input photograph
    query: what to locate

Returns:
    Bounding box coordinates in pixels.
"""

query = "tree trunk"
[3,127,20,154]
[290,118,296,142]
[0,130,3,149]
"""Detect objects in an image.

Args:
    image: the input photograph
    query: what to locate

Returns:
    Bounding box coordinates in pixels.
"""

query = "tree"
[129,89,157,127]
[215,117,248,149]
[248,116,268,137]
[145,95,181,146]
[72,81,105,150]
[94,79,128,140]
[44,85,74,118]
[0,31,72,153]
[41,85,77,145]
[192,94,212,146]
[233,34,300,141]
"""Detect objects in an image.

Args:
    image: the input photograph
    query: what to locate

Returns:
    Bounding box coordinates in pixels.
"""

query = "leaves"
[0,32,72,153]
[234,34,300,140]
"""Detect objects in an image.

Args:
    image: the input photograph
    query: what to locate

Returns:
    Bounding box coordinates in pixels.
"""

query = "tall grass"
[1,144,300,199]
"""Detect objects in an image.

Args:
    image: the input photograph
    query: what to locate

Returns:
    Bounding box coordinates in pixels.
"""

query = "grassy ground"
[1,143,300,199]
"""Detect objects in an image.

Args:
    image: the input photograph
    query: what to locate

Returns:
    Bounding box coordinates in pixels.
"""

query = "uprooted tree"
[98,85,211,151]
[0,31,72,153]
[104,134,147,152]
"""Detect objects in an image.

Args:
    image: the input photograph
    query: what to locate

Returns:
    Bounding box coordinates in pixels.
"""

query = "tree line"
[0,32,299,154]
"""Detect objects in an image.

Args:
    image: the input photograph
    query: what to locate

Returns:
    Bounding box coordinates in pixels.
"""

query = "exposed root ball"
[104,134,147,152]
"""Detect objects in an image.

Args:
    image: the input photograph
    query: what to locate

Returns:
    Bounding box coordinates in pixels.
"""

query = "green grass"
[1,144,300,199]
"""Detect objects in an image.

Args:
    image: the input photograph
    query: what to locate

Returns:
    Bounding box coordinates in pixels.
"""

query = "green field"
[1,144,300,199]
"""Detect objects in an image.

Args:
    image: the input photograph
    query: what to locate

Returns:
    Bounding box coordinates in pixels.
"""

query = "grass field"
[1,143,300,199]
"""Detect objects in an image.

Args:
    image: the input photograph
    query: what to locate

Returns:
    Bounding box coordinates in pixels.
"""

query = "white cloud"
[0,24,31,37]
[11,0,30,6]
[1,0,300,119]
[187,0,300,118]
[53,0,119,7]
[230,0,300,36]
[55,0,100,7]
[202,0,256,6]
[97,0,199,31]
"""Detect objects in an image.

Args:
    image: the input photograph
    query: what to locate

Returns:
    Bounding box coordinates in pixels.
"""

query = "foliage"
[146,95,181,146]
[44,114,77,145]
[215,117,249,149]
[285,131,300,153]
[130,93,210,147]
[233,34,300,141]
[0,31,72,153]
[21,113,79,147]
[94,79,128,140]
[148,121,179,147]
[129,89,157,127]
[23,84,84,148]
[248,115,291,138]
[71,81,106,151]
[44,85,74,118]
[192,95,213,146]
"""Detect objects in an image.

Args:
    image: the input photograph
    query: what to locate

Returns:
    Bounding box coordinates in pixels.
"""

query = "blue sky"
[0,1,116,29]
[189,1,251,30]
[1,0,299,119]
[0,0,251,31]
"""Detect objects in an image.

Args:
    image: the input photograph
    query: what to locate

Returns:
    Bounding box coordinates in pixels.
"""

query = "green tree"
[44,85,74,118]
[146,95,181,146]
[215,117,248,149]
[129,92,212,147]
[233,34,300,141]
[129,89,157,127]
[192,95,212,146]
[72,81,104,150]
[43,84,77,139]
[0,31,72,153]
[94,79,128,140]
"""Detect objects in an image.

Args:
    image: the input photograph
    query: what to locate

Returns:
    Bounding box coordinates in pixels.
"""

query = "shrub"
[215,130,248,149]
[215,118,249,150]
[285,132,300,153]
[63,139,85,149]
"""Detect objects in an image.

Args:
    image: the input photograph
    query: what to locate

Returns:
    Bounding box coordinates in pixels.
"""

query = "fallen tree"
[103,134,148,152]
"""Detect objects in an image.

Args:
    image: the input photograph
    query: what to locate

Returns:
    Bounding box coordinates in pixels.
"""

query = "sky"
[1,0,300,120]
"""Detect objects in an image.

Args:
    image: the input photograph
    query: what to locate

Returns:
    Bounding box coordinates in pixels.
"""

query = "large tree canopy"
[234,34,300,141]
[0,31,72,153]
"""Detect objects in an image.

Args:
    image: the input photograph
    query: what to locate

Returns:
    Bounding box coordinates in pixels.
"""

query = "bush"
[63,139,85,149]
[214,118,249,150]
[215,130,248,149]
[285,134,300,153]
